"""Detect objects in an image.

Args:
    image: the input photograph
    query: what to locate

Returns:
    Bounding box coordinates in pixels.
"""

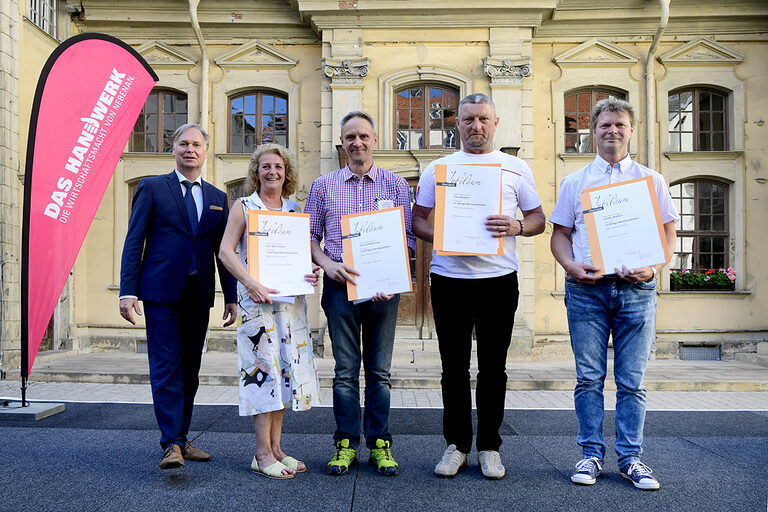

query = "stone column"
[485,28,536,360]
[316,30,371,353]
[319,28,369,176]
[323,57,371,159]
[0,0,21,374]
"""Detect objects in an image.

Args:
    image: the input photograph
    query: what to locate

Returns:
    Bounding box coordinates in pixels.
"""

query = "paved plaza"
[2,351,767,511]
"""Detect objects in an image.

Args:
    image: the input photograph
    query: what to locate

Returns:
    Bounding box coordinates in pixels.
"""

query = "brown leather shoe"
[182,442,211,462]
[159,444,184,469]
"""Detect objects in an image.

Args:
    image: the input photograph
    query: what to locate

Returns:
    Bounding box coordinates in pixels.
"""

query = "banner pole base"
[21,376,29,407]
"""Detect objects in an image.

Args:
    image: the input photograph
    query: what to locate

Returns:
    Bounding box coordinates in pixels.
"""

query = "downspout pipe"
[188,0,209,132]
[645,0,670,168]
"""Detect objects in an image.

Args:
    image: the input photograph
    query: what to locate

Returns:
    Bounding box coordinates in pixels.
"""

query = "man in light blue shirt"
[550,98,678,491]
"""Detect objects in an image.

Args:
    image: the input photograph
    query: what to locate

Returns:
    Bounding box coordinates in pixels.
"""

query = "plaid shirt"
[306,164,416,262]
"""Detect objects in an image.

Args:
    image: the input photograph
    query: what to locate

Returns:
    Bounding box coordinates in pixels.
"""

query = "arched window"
[227,179,246,209]
[229,91,288,153]
[394,85,458,150]
[668,88,727,151]
[564,88,627,153]
[669,179,729,271]
[131,89,188,152]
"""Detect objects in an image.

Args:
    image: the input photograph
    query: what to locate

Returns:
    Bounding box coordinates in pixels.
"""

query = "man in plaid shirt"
[305,111,415,477]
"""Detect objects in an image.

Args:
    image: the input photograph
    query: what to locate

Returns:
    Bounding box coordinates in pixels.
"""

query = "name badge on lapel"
[209,205,223,211]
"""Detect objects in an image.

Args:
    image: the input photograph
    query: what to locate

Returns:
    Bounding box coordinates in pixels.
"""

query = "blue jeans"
[565,276,657,468]
[321,274,400,449]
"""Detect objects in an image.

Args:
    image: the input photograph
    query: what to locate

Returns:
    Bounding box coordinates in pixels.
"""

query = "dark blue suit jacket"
[120,171,237,307]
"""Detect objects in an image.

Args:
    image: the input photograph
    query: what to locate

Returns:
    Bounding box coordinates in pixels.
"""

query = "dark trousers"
[143,276,210,450]
[430,272,519,453]
[321,274,400,450]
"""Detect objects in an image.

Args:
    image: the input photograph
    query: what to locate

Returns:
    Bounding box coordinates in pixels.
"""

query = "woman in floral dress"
[219,143,320,479]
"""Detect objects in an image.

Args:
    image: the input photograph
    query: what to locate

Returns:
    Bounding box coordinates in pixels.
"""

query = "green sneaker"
[368,439,399,476]
[327,439,357,476]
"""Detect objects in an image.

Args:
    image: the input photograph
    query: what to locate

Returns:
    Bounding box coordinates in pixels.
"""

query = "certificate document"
[247,210,314,298]
[340,207,413,301]
[581,176,670,276]
[433,163,503,256]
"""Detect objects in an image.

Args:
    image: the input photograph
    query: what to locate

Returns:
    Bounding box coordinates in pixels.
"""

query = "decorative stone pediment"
[214,40,298,69]
[659,38,744,65]
[135,42,195,67]
[553,38,639,67]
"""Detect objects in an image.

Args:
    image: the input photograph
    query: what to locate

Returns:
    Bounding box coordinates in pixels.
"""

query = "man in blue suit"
[119,123,237,469]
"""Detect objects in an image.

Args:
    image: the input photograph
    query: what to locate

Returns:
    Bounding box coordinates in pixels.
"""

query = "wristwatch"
[646,266,657,282]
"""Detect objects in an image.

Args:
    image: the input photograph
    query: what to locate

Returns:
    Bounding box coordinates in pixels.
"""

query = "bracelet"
[516,219,524,236]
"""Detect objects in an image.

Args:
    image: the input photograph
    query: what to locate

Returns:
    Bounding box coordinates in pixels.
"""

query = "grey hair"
[458,93,496,113]
[172,123,209,147]
[591,97,636,129]
[340,111,377,134]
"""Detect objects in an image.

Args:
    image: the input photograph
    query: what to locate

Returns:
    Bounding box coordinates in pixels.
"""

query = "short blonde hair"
[591,97,635,130]
[243,143,297,197]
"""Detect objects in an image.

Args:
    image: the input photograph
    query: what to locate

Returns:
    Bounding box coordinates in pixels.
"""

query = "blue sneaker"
[620,461,660,490]
[570,457,602,485]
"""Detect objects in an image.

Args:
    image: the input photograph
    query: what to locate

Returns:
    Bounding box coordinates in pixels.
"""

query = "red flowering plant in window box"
[669,268,736,291]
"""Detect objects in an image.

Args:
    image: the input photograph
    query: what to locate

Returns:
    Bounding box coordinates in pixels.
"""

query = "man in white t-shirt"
[412,93,545,480]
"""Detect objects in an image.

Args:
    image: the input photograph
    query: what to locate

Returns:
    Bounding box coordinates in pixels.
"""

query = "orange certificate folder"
[580,176,669,277]
[433,163,503,256]
[246,209,313,297]
[340,207,413,301]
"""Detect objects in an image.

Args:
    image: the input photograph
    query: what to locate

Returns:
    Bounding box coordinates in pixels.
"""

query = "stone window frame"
[393,83,461,151]
[668,87,729,152]
[378,67,472,150]
[28,0,58,38]
[669,177,731,272]
[130,88,189,153]
[227,89,289,153]
[563,87,628,154]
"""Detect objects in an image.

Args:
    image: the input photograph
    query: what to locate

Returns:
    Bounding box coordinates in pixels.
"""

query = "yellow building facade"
[1,0,766,373]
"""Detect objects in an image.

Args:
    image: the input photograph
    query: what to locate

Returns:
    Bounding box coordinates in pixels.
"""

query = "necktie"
[182,180,199,275]
[182,180,199,235]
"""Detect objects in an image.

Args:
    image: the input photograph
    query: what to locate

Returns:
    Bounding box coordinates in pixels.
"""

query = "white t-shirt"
[415,150,542,279]
[549,154,679,265]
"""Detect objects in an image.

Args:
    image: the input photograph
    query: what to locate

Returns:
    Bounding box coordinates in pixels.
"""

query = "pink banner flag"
[22,34,158,377]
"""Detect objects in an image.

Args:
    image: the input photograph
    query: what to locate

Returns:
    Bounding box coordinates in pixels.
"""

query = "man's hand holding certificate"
[247,210,314,298]
[341,207,412,301]
[433,163,503,255]
[581,176,669,276]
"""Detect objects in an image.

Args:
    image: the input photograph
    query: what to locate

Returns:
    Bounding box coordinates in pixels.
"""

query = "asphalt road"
[2,404,767,512]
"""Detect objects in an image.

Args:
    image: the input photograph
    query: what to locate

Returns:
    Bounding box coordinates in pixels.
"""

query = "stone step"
[390,336,572,363]
[735,352,768,368]
[22,352,768,392]
[757,342,768,356]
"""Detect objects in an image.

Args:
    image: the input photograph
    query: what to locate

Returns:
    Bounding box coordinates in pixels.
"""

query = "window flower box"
[669,268,736,291]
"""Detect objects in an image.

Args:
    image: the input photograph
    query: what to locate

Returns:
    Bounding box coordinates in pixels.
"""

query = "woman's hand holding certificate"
[433,163,503,255]
[246,210,315,300]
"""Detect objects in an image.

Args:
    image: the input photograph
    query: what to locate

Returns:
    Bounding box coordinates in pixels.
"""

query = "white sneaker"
[478,450,505,480]
[434,444,468,477]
